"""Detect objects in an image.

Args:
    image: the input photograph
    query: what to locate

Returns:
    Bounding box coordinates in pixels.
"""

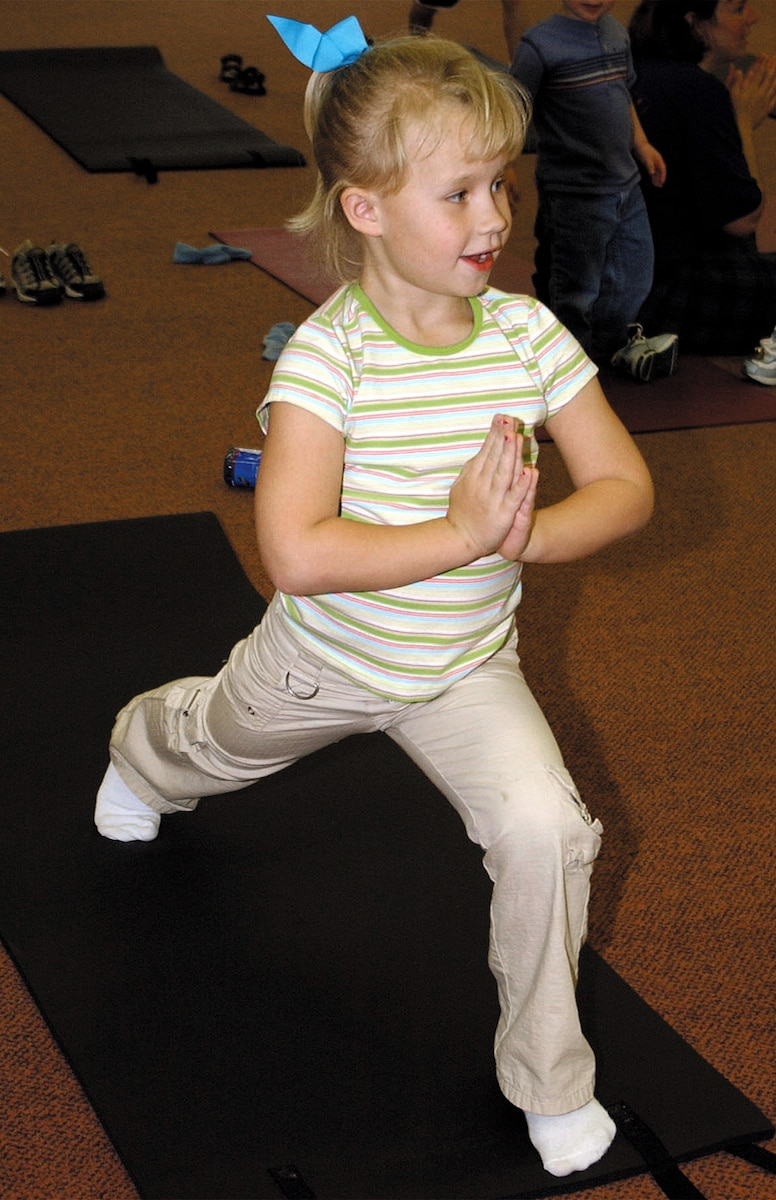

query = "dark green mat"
[0,513,772,1199]
[0,45,305,177]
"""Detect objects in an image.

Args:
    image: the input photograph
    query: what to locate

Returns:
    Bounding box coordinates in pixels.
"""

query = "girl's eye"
[446,190,466,203]
[493,177,506,193]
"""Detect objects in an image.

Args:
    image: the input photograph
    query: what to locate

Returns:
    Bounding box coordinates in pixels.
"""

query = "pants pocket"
[162,678,211,754]
[546,763,604,863]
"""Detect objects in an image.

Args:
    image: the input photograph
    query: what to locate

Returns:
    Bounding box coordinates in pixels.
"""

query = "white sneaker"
[611,323,679,383]
[743,330,776,386]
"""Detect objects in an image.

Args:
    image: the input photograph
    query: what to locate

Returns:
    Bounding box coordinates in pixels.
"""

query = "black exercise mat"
[0,46,305,175]
[0,513,772,1200]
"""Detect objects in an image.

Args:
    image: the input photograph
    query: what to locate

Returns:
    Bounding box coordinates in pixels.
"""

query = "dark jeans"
[534,184,654,361]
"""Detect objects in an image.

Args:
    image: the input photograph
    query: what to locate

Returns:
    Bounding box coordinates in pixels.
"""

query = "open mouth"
[462,251,496,271]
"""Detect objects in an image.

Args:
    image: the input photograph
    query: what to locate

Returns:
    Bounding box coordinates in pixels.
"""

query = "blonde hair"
[287,35,531,284]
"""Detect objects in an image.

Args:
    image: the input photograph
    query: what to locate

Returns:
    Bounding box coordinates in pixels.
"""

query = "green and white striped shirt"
[257,283,595,700]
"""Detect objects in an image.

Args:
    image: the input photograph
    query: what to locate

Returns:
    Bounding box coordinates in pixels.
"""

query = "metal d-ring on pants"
[108,594,603,1116]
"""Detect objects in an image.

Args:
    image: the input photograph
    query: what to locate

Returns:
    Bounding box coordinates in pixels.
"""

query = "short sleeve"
[492,294,597,420]
[257,294,355,437]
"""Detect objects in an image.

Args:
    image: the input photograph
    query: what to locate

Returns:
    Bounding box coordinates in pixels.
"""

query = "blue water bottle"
[223,446,262,488]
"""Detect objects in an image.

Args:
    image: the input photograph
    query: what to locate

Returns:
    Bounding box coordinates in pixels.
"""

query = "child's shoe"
[742,328,776,385]
[611,323,679,383]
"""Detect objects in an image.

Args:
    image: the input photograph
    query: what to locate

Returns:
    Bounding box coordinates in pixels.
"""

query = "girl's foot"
[525,1098,616,1177]
[94,763,161,841]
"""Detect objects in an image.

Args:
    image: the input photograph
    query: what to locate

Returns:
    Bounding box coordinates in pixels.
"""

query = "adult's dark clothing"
[633,57,776,354]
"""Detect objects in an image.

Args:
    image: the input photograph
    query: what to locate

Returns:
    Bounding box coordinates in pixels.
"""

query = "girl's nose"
[485,192,510,233]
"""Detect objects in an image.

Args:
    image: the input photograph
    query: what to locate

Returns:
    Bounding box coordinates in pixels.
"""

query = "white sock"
[525,1098,616,1177]
[94,763,161,842]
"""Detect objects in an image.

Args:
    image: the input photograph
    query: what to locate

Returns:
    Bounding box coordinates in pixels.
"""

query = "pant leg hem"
[497,1074,595,1117]
[109,751,200,816]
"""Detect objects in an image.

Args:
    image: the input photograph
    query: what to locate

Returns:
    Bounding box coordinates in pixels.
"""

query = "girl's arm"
[517,377,653,565]
[255,402,534,596]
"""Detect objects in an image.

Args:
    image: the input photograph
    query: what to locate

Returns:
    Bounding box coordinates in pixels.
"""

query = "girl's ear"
[340,187,382,237]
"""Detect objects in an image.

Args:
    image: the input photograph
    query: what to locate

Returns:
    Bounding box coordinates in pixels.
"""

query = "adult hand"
[728,54,776,130]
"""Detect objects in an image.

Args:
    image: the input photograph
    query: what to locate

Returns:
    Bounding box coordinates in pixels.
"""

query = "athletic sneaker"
[11,240,63,305]
[742,329,776,386]
[47,241,105,300]
[610,323,679,383]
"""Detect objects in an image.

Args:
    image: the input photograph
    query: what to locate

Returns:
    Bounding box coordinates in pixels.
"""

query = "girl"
[95,16,653,1179]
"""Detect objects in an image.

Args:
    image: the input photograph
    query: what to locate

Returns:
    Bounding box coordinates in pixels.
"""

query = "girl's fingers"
[512,464,538,506]
[474,416,520,482]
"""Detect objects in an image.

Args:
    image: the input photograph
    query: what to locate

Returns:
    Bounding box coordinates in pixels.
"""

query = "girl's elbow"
[260,553,311,597]
[264,565,299,596]
[637,496,655,532]
[256,533,305,596]
[634,478,655,530]
[619,471,654,535]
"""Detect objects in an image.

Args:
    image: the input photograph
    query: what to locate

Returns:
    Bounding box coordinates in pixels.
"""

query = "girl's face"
[363,115,513,304]
[695,0,759,65]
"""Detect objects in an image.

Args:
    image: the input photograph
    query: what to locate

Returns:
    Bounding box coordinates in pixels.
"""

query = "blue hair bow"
[267,14,369,72]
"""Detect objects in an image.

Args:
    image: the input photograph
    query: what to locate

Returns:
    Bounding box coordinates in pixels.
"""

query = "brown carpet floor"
[0,3,774,1198]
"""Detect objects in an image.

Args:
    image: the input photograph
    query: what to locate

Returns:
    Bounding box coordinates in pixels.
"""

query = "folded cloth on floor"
[262,321,295,360]
[173,242,252,264]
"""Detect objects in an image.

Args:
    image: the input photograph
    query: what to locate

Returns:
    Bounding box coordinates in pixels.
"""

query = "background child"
[95,17,653,1180]
[510,0,676,375]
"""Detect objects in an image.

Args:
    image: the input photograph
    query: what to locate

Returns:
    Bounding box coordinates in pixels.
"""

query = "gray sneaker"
[47,241,105,300]
[611,323,679,383]
[11,240,63,305]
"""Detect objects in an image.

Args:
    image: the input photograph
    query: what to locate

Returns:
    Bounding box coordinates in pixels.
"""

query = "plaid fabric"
[640,239,776,355]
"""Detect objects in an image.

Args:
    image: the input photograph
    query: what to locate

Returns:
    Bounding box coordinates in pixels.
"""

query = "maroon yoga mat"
[214,226,775,438]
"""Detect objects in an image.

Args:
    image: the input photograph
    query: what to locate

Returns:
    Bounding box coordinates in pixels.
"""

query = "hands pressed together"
[728,53,776,130]
[446,414,538,563]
